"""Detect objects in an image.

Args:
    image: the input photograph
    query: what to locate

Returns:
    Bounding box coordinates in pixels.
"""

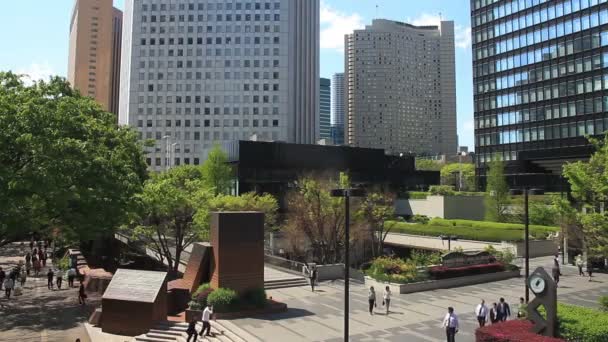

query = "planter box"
[185,309,202,322]
[366,269,520,294]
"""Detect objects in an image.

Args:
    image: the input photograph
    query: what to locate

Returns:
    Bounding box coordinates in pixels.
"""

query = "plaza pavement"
[231,257,608,342]
[0,242,97,342]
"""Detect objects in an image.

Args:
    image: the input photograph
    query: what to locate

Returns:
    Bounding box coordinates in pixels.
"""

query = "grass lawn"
[387,218,559,242]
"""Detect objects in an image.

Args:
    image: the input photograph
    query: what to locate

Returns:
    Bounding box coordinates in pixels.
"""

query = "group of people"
[367,285,392,315]
[474,297,515,327]
[0,266,26,299]
[186,305,214,342]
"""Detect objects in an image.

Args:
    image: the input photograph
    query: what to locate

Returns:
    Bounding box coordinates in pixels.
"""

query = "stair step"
[135,336,175,342]
[147,332,179,340]
[149,329,184,337]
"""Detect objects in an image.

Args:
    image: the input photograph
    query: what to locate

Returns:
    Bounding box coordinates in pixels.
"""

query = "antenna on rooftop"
[376,4,379,19]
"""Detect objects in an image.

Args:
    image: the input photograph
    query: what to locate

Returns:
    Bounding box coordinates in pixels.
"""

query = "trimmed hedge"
[429,262,505,279]
[207,288,238,313]
[388,218,558,242]
[476,320,564,341]
[556,303,608,342]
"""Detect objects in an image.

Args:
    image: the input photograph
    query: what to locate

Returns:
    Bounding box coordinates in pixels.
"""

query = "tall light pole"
[162,135,171,171]
[330,187,365,342]
[510,187,544,302]
[458,151,467,191]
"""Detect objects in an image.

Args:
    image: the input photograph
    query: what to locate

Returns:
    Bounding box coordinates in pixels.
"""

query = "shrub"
[366,256,423,284]
[429,262,504,279]
[484,245,515,265]
[476,320,564,341]
[57,255,70,271]
[409,250,442,266]
[207,288,238,313]
[429,185,455,196]
[407,191,428,199]
[242,287,267,308]
[193,287,214,307]
[188,300,202,311]
[556,302,608,341]
[193,283,211,298]
[409,214,430,224]
[600,296,608,312]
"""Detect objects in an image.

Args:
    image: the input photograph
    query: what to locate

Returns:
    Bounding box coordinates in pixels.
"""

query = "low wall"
[395,196,485,220]
[315,264,344,281]
[365,269,520,294]
[512,240,558,258]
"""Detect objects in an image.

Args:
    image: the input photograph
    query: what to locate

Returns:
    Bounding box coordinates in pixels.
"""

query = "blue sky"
[0,0,474,149]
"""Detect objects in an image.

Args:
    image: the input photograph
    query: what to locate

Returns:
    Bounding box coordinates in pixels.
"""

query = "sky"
[0,0,474,150]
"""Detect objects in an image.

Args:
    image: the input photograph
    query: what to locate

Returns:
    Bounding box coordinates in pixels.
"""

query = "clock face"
[529,275,546,294]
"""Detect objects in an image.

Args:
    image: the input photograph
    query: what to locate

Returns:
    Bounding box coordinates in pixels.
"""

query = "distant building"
[331,72,345,145]
[319,78,331,141]
[345,19,458,156]
[472,0,608,191]
[119,0,320,170]
[68,0,122,115]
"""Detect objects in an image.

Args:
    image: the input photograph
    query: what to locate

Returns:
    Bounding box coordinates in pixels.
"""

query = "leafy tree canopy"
[202,144,233,195]
[484,159,510,222]
[0,72,147,245]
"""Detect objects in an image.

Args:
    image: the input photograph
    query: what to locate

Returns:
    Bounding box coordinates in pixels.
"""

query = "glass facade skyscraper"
[320,77,331,141]
[472,0,608,190]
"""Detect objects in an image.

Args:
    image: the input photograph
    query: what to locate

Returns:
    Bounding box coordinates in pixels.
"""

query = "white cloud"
[408,13,471,50]
[463,119,475,132]
[16,62,56,85]
[320,1,364,52]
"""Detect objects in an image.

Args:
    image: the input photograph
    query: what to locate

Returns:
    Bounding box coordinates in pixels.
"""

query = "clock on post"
[526,267,557,337]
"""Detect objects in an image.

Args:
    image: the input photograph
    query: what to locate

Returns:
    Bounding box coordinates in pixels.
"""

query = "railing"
[264,253,307,274]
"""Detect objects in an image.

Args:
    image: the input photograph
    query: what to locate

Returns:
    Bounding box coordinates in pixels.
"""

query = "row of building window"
[140,36,280,46]
[139,70,282,81]
[142,2,281,12]
[142,83,280,92]
[137,119,280,128]
[136,106,281,116]
[475,8,608,60]
[474,0,549,17]
[141,24,280,35]
[477,95,608,128]
[476,52,608,94]
[477,117,607,146]
[475,30,608,77]
[139,130,279,146]
[138,94,283,104]
[476,72,608,111]
[138,59,282,69]
[141,13,281,24]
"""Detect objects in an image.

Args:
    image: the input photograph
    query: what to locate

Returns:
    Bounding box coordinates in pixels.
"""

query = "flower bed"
[429,262,505,280]
[476,320,564,342]
[365,256,426,284]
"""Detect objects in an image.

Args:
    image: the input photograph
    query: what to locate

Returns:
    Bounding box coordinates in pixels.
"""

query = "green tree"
[563,134,608,258]
[484,159,510,222]
[356,191,395,258]
[202,192,279,231]
[0,72,147,246]
[202,145,233,195]
[440,163,475,191]
[133,165,211,276]
[415,158,443,171]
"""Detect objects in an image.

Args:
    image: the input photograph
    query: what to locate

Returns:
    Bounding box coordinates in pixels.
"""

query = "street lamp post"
[162,135,171,171]
[510,187,544,302]
[330,187,365,342]
[458,151,468,191]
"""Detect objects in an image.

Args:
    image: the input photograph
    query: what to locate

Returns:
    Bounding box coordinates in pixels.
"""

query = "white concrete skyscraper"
[119,0,319,169]
[345,19,457,156]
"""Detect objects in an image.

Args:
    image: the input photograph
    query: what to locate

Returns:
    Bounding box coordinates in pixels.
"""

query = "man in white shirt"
[475,299,488,327]
[199,305,213,337]
[442,307,459,342]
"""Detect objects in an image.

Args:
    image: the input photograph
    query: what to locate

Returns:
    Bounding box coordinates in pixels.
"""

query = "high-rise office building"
[68,0,122,115]
[345,19,458,156]
[472,0,608,190]
[319,77,331,141]
[120,0,319,170]
[331,72,345,145]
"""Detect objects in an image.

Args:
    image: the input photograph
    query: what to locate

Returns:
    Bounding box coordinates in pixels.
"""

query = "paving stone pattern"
[231,257,608,342]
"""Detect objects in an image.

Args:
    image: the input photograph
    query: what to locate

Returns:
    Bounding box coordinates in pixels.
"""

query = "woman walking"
[383,286,392,315]
[575,254,585,276]
[4,277,14,299]
[33,258,40,276]
[368,286,376,315]
[67,268,77,288]
[56,269,63,289]
[19,269,27,287]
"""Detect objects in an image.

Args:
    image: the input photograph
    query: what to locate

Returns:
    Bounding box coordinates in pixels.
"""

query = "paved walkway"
[0,242,98,342]
[231,257,608,342]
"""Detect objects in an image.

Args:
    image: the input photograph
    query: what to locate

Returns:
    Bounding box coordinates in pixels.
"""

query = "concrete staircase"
[264,276,309,290]
[134,320,257,342]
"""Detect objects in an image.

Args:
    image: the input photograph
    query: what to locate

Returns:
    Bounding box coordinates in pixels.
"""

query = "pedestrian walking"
[552,265,560,287]
[56,269,63,289]
[307,265,317,292]
[67,268,77,288]
[0,267,5,291]
[33,258,41,276]
[41,250,47,268]
[368,286,376,315]
[576,254,585,276]
[587,260,593,282]
[383,285,392,315]
[475,299,488,327]
[186,318,198,342]
[199,305,213,337]
[517,297,527,319]
[442,307,459,342]
[47,269,54,290]
[497,298,511,322]
[19,270,27,287]
[4,277,14,299]
[25,259,31,276]
[25,252,31,264]
[489,302,498,324]
[78,281,87,305]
